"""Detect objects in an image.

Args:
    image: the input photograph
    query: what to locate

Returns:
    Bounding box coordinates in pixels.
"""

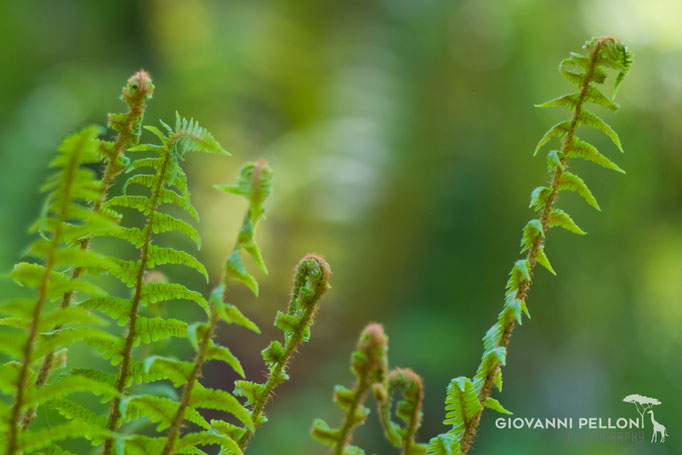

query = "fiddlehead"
[376,368,427,455]
[160,160,272,455]
[426,36,633,455]
[312,323,388,455]
[236,253,332,450]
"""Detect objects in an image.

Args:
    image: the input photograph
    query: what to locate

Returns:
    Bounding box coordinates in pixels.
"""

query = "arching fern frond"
[428,36,633,455]
[100,114,228,455]
[2,125,122,453]
[160,160,272,455]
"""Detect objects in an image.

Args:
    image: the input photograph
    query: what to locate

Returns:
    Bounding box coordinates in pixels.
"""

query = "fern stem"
[238,255,330,450]
[6,132,86,455]
[102,149,172,455]
[335,371,372,455]
[333,323,388,455]
[237,304,316,450]
[161,307,219,455]
[458,38,610,454]
[377,368,424,455]
[21,71,153,431]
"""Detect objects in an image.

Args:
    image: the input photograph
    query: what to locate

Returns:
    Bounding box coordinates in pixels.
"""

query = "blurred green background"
[1,1,680,454]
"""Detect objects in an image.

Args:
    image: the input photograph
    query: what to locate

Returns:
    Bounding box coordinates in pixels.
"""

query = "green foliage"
[312,36,632,455]
[426,36,633,455]
[313,324,428,455]
[0,72,331,455]
[1,36,633,455]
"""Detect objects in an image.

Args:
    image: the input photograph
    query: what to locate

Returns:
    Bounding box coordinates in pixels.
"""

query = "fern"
[312,324,388,455]
[160,160,272,455]
[425,36,633,455]
[236,252,332,450]
[20,71,155,430]
[1,125,117,453]
[99,112,229,454]
[312,324,428,455]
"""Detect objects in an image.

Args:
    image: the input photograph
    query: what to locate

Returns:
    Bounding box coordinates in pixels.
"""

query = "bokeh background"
[1,1,680,454]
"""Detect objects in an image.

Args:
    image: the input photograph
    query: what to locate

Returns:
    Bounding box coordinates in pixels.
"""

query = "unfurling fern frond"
[100,114,229,455]
[312,323,388,455]
[160,160,272,455]
[237,253,331,450]
[2,125,120,452]
[18,71,155,432]
[428,36,633,455]
[376,368,427,455]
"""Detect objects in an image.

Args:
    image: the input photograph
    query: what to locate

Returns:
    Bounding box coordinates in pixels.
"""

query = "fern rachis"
[21,70,155,431]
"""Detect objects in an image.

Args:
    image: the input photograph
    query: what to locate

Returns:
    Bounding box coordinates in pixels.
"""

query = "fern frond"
[160,161,273,455]
[4,125,113,452]
[376,368,427,454]
[449,36,633,455]
[312,324,388,455]
[19,71,155,433]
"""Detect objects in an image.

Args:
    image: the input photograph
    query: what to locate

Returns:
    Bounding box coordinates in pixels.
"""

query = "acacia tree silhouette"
[623,394,661,429]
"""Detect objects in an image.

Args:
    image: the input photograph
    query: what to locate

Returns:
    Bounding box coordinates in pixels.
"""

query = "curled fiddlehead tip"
[122,70,155,104]
[291,253,332,308]
[353,323,388,382]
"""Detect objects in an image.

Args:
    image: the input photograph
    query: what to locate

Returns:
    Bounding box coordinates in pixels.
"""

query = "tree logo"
[623,394,668,443]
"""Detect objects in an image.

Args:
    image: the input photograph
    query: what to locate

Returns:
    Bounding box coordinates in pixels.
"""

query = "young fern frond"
[376,368,427,455]
[2,125,115,454]
[312,323,388,455]
[21,70,155,430]
[237,253,332,450]
[426,36,633,455]
[160,160,273,455]
[100,115,229,455]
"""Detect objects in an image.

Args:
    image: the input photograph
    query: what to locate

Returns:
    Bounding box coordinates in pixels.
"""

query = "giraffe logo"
[623,394,668,443]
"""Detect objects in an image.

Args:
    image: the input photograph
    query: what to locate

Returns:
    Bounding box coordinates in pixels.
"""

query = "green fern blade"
[147,245,209,281]
[426,433,461,455]
[557,171,600,210]
[151,212,201,249]
[190,385,254,431]
[534,121,571,156]
[578,110,624,152]
[134,317,188,345]
[144,282,209,315]
[17,421,109,452]
[568,138,625,173]
[77,296,132,325]
[205,341,245,378]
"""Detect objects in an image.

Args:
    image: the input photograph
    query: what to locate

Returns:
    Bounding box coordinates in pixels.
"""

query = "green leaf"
[548,208,586,235]
[205,340,245,378]
[190,384,254,431]
[426,433,461,455]
[534,121,571,156]
[134,317,188,345]
[443,377,482,432]
[485,397,513,415]
[144,282,209,315]
[579,110,623,152]
[557,171,600,210]
[311,418,341,448]
[536,246,556,276]
[567,138,625,173]
[151,212,201,249]
[147,245,208,281]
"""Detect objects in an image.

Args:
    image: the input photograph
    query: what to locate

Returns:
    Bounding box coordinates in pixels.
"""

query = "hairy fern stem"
[459,36,621,454]
[21,71,153,431]
[102,150,172,455]
[6,132,85,455]
[236,254,331,451]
